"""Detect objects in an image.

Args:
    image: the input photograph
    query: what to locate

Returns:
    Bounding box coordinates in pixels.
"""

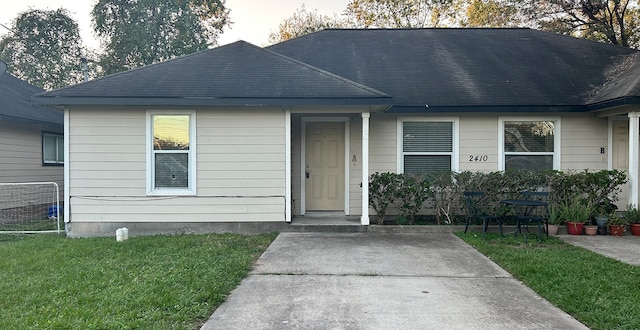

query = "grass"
[456,232,640,330]
[0,232,277,329]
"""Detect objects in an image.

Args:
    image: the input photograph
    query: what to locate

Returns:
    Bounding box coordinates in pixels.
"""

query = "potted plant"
[623,205,640,236]
[546,203,562,236]
[593,201,616,228]
[558,198,593,235]
[608,214,627,236]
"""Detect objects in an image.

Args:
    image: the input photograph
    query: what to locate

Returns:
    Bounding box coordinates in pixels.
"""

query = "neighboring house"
[0,67,64,190]
[33,28,640,237]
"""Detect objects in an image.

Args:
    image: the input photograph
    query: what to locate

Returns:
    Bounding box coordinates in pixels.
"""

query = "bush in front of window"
[369,169,627,225]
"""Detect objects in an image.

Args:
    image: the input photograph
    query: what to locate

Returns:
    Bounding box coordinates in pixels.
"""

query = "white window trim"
[42,132,64,165]
[146,110,197,196]
[396,117,460,174]
[498,116,561,171]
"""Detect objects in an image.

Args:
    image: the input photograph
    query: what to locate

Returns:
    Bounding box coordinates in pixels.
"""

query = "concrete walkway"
[201,232,586,329]
[558,234,640,266]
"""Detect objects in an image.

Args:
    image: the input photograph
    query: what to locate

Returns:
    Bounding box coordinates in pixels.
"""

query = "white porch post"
[629,112,640,207]
[361,112,370,225]
[285,109,292,222]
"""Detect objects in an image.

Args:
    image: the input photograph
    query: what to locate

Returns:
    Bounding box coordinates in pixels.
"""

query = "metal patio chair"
[463,191,503,237]
[520,191,550,240]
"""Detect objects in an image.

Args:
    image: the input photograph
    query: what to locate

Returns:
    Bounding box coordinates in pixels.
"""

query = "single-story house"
[0,63,64,189]
[33,28,640,237]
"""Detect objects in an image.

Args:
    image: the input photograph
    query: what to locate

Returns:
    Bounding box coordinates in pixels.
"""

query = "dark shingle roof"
[268,28,640,112]
[34,41,390,107]
[587,53,640,109]
[35,28,640,113]
[0,72,62,126]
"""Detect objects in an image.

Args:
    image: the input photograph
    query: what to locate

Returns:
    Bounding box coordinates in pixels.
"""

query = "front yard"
[0,233,277,329]
[457,233,640,330]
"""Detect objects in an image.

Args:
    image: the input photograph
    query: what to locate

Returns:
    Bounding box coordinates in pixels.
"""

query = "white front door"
[305,122,345,211]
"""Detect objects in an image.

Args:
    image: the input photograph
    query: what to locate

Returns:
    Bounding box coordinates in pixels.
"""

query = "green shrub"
[368,169,627,225]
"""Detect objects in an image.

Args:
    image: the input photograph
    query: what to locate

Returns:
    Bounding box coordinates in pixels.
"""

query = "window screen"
[504,121,555,171]
[402,121,453,175]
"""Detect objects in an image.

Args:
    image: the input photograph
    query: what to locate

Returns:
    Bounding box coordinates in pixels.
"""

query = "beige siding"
[0,121,64,209]
[69,107,617,225]
[0,122,63,185]
[369,114,397,173]
[366,112,611,175]
[291,115,302,215]
[459,115,499,171]
[560,114,608,170]
[69,109,146,196]
[197,109,285,196]
[68,107,286,223]
[71,196,283,222]
[348,116,363,215]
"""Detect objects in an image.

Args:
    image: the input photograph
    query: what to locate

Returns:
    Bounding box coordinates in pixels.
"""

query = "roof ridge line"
[252,43,391,98]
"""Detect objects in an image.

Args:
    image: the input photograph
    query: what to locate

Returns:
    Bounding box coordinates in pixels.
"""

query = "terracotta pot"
[566,222,584,235]
[609,224,625,236]
[547,224,559,236]
[630,223,640,236]
[584,225,598,236]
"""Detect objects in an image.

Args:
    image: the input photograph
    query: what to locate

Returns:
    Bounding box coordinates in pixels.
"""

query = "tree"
[0,9,84,90]
[268,5,346,44]
[518,0,639,48]
[463,0,522,27]
[91,0,231,75]
[344,0,463,28]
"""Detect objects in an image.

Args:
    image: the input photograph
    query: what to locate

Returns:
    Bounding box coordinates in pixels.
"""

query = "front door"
[305,122,345,212]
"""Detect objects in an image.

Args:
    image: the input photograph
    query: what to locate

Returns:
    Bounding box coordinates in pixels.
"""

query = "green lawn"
[457,232,640,330]
[0,232,277,329]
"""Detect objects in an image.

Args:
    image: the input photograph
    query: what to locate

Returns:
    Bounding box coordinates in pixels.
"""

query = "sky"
[0,0,349,49]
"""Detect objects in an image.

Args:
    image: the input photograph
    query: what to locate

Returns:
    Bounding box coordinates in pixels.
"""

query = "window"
[399,119,457,175]
[500,119,559,171]
[147,112,196,195]
[42,132,63,165]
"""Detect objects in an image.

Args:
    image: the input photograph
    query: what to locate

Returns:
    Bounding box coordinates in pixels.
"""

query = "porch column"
[629,112,640,207]
[361,112,370,225]
[285,109,292,222]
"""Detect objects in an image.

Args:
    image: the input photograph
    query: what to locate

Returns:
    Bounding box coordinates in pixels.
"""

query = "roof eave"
[32,96,393,107]
[385,104,588,113]
[587,96,640,112]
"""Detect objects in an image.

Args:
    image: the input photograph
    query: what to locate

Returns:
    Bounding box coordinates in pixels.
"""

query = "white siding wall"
[369,114,397,173]
[71,109,612,224]
[291,115,302,215]
[366,112,610,173]
[0,122,63,185]
[69,108,286,223]
[459,114,499,171]
[560,113,609,170]
[348,116,363,215]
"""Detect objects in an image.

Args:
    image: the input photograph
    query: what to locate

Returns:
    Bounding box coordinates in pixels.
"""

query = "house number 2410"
[469,155,488,162]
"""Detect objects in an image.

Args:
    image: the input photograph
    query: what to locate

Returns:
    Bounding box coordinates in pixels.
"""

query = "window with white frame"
[501,119,557,171]
[42,132,63,165]
[147,112,195,195]
[400,120,455,175]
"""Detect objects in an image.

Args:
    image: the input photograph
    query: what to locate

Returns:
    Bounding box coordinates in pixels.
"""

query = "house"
[0,64,64,190]
[33,28,640,237]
